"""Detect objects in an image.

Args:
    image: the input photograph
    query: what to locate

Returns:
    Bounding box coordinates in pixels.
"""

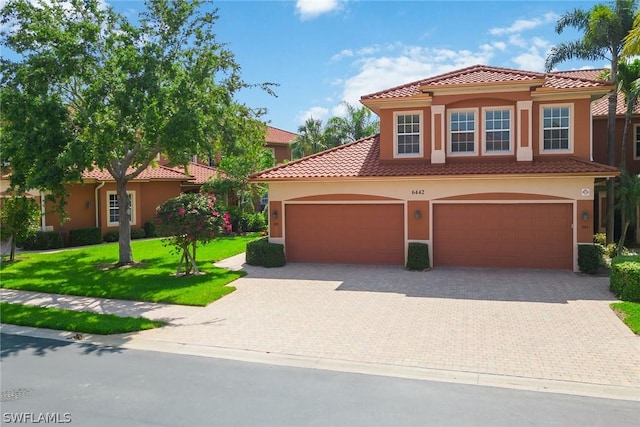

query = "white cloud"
[331,49,353,62]
[296,106,329,125]
[295,0,342,21]
[339,44,494,104]
[512,47,546,72]
[489,12,557,36]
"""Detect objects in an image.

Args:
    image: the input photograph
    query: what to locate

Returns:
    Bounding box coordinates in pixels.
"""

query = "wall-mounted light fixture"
[581,209,589,221]
[272,209,278,219]
[414,209,421,220]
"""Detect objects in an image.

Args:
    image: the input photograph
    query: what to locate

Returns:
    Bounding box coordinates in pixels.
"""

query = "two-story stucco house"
[251,65,619,271]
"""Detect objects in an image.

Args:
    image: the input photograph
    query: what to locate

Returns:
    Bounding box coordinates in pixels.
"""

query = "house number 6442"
[411,190,425,195]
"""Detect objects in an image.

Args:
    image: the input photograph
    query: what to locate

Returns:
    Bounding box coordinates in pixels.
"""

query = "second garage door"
[285,204,404,265]
[433,203,573,269]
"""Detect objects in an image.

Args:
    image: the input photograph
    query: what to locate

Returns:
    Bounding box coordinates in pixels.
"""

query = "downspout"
[95,181,105,228]
[39,191,46,231]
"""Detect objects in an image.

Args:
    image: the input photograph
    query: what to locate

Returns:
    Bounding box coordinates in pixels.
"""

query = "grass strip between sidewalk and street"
[0,235,259,306]
[610,301,640,335]
[0,302,165,334]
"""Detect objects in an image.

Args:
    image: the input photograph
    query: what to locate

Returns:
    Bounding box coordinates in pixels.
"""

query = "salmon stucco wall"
[269,200,282,237]
[408,200,429,240]
[45,183,97,232]
[576,199,594,243]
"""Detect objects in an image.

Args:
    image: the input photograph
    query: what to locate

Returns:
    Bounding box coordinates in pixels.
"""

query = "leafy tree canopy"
[0,0,274,264]
[0,195,41,261]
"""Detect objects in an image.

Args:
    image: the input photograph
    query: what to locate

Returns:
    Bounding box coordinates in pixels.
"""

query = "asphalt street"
[1,333,639,426]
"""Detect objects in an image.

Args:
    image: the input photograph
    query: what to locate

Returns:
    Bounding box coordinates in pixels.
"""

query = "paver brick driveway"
[138,262,640,388]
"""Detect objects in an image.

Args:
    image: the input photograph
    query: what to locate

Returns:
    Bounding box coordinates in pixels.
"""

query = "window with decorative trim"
[394,111,422,157]
[107,191,135,226]
[541,105,572,152]
[449,109,477,155]
[483,107,512,154]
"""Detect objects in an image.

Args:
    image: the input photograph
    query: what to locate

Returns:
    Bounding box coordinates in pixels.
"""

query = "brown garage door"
[433,203,572,269]
[285,204,404,265]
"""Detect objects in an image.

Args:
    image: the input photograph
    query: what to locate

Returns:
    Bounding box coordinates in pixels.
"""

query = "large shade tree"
[545,0,636,243]
[0,0,272,265]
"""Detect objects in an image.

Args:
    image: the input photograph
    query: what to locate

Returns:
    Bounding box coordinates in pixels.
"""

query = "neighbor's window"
[450,110,476,154]
[107,191,135,226]
[394,112,422,156]
[635,124,640,159]
[542,106,571,151]
[484,108,511,152]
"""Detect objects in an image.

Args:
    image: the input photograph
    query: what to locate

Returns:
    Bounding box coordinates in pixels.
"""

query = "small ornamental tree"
[155,192,231,276]
[0,196,41,261]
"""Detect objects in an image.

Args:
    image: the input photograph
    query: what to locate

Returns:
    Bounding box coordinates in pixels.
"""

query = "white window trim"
[448,107,479,157]
[634,123,640,160]
[481,106,514,156]
[539,103,574,154]
[393,110,423,158]
[106,191,136,227]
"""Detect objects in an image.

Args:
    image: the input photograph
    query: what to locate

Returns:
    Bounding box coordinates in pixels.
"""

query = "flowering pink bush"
[155,192,231,275]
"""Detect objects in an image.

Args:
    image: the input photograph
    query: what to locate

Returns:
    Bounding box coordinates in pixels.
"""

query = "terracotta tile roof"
[170,162,220,185]
[266,126,298,145]
[361,65,611,100]
[82,164,190,181]
[552,69,607,80]
[250,134,618,180]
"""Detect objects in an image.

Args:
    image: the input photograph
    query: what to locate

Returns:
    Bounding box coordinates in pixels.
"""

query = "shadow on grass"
[1,250,244,306]
[0,333,124,358]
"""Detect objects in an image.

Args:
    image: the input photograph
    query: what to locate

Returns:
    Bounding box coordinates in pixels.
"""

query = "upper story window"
[635,124,640,159]
[541,105,572,152]
[107,191,135,226]
[483,108,512,154]
[394,111,422,157]
[449,109,477,155]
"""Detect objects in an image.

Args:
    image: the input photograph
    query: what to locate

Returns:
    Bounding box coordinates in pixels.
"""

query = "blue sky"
[8,0,608,133]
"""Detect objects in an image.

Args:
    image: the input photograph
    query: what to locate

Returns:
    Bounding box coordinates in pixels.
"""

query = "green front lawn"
[0,235,259,306]
[611,302,640,335]
[0,302,165,334]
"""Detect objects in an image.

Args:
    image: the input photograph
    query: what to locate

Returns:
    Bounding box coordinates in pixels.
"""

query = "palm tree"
[623,12,640,54]
[615,171,640,255]
[545,0,636,244]
[291,117,326,159]
[324,102,380,147]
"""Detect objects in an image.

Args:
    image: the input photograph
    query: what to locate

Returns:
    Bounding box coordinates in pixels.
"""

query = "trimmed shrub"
[144,221,157,238]
[68,227,102,247]
[263,243,286,268]
[577,244,602,274]
[131,228,146,240]
[246,212,267,232]
[246,237,285,268]
[103,230,119,242]
[245,238,267,265]
[406,242,430,270]
[21,231,64,250]
[103,228,146,242]
[610,256,640,302]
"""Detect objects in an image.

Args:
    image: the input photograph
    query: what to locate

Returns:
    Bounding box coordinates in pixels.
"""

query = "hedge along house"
[39,162,220,238]
[250,65,619,271]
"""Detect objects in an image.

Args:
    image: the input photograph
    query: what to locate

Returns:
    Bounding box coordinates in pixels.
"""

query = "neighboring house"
[265,126,297,164]
[251,65,619,271]
[0,162,219,238]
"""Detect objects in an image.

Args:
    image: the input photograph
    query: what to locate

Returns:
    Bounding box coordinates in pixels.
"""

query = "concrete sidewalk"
[2,254,639,401]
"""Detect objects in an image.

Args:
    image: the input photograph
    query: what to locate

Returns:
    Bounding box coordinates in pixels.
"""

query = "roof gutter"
[95,181,105,228]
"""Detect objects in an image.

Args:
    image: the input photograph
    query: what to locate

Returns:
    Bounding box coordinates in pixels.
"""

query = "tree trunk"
[116,178,134,266]
[620,109,632,174]
[9,234,15,262]
[617,217,629,257]
[606,57,618,245]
